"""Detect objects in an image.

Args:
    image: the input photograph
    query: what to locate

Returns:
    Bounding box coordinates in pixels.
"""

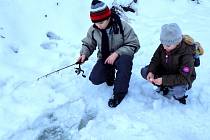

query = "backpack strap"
[183,35,204,67]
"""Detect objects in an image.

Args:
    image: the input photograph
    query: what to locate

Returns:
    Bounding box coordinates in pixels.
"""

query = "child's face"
[95,18,110,29]
[163,44,178,52]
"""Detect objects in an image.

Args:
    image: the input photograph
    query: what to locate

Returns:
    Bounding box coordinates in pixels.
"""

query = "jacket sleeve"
[148,46,161,74]
[162,49,195,87]
[115,22,140,56]
[80,26,97,58]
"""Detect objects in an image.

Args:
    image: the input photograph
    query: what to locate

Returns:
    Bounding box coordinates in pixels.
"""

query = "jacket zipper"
[165,54,168,63]
[165,51,170,72]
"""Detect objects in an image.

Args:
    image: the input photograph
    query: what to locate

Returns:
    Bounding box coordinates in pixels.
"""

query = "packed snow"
[1,0,210,139]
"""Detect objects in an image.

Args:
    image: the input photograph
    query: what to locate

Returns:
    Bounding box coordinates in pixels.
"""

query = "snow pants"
[89,55,133,94]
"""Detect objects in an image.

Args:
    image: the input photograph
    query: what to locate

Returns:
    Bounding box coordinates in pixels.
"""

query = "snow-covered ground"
[1,0,210,139]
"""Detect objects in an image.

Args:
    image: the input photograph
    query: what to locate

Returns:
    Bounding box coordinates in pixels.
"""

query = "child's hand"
[153,78,162,86]
[105,52,119,65]
[147,72,154,83]
[77,55,86,64]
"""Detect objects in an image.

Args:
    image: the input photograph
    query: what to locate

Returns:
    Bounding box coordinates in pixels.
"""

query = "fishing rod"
[37,61,86,81]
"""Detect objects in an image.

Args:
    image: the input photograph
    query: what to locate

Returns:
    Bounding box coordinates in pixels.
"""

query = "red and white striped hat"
[90,0,111,23]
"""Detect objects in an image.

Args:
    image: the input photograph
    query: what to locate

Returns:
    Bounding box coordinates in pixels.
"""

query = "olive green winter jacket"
[148,40,196,89]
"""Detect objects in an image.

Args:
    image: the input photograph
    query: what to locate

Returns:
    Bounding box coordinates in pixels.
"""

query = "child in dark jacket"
[141,23,196,104]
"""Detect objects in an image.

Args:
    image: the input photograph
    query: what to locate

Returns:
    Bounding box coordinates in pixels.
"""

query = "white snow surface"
[0,0,210,139]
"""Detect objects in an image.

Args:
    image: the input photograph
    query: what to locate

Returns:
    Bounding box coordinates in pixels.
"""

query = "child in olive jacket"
[141,23,196,104]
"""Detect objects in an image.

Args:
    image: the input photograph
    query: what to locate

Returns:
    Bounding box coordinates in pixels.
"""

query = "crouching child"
[77,0,140,107]
[141,23,198,104]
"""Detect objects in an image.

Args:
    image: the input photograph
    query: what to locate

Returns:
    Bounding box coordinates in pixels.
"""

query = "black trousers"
[89,55,133,94]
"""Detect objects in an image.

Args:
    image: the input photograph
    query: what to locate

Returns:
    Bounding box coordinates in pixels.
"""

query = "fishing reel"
[75,64,86,78]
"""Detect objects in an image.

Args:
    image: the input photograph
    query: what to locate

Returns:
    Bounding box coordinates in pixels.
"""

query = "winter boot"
[157,86,169,96]
[162,86,169,96]
[106,66,115,86]
[174,95,188,104]
[108,92,126,108]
